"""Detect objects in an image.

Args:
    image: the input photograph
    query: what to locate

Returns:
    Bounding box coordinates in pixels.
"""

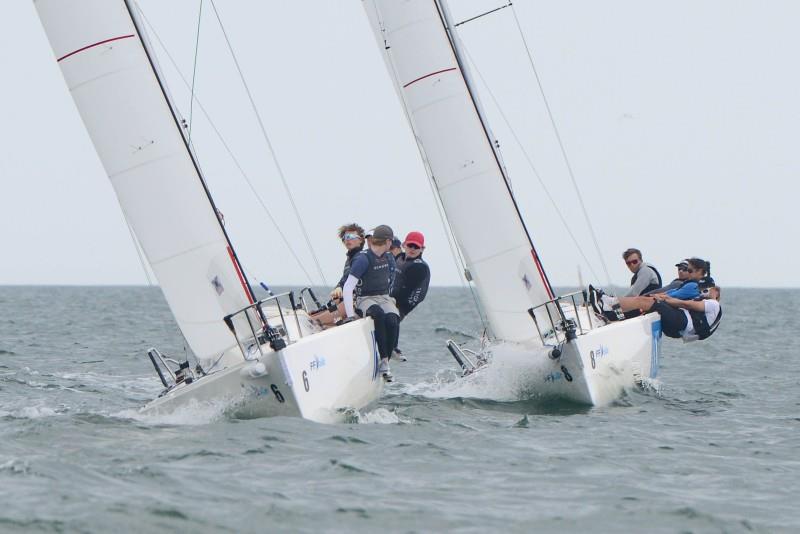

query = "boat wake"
[401,342,559,403]
[341,406,404,425]
[116,398,233,426]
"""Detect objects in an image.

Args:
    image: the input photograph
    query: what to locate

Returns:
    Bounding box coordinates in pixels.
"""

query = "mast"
[363,0,558,344]
[35,0,260,367]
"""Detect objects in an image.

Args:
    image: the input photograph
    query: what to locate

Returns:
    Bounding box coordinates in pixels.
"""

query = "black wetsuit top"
[391,252,430,318]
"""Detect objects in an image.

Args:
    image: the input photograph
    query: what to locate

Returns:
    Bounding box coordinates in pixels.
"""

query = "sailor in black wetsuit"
[342,224,399,380]
[390,231,430,361]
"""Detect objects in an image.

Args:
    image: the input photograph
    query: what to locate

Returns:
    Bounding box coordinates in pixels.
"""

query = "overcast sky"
[1,1,798,288]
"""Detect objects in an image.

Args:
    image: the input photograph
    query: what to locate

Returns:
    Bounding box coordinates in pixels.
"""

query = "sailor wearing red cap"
[390,231,431,360]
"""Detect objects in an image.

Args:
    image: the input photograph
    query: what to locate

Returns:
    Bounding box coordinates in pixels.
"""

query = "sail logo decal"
[521,274,532,290]
[57,35,136,63]
[211,275,224,295]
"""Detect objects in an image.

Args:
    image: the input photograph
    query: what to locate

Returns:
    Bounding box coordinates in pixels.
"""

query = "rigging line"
[369,0,488,331]
[135,6,317,286]
[187,0,204,140]
[458,44,601,282]
[508,4,613,288]
[124,217,155,286]
[208,0,328,287]
[454,2,512,28]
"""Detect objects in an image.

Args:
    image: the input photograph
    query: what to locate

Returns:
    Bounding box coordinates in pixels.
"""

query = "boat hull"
[465,312,661,407]
[539,313,661,405]
[140,318,383,424]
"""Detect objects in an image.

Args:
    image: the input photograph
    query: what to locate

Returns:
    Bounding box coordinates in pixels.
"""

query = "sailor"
[330,223,365,300]
[342,224,400,381]
[652,257,710,301]
[593,258,714,317]
[608,287,722,340]
[589,248,662,320]
[390,237,403,260]
[645,260,690,295]
[390,231,431,361]
[622,248,662,297]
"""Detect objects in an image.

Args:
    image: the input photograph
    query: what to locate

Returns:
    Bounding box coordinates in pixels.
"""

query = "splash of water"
[402,341,556,402]
[115,397,232,426]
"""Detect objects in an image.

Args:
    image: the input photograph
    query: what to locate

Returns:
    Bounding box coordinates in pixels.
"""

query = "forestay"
[363,0,555,343]
[35,0,256,367]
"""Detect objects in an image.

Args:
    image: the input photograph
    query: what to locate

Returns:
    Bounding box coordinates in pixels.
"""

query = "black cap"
[698,276,715,289]
[391,237,402,248]
[366,225,394,241]
[675,261,688,269]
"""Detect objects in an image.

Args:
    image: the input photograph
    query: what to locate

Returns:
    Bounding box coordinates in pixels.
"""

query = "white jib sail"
[35,0,256,366]
[363,0,555,343]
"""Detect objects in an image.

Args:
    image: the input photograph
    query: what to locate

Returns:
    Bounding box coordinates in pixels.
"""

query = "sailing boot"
[379,358,393,382]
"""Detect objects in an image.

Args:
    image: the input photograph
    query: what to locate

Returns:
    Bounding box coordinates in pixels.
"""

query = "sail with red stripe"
[363,0,556,343]
[35,0,256,366]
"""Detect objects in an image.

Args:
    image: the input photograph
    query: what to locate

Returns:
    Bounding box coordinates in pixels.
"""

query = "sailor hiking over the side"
[342,224,400,381]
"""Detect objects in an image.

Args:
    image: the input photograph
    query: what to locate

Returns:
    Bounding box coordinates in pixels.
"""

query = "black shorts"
[651,301,688,338]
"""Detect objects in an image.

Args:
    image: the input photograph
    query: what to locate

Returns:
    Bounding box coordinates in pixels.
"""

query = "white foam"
[357,407,402,424]
[16,406,58,419]
[115,397,232,426]
[403,341,554,402]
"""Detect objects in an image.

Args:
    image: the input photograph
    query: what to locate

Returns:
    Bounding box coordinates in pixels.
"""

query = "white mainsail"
[363,0,555,343]
[35,0,256,366]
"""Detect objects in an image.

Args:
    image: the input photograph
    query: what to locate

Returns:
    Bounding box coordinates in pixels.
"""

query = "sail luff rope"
[369,0,488,331]
[509,4,613,288]
[124,217,155,285]
[135,5,317,286]
[208,0,328,287]
[187,0,203,141]
[458,44,602,282]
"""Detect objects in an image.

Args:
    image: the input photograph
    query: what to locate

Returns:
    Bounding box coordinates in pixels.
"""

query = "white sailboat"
[363,0,661,406]
[35,0,383,423]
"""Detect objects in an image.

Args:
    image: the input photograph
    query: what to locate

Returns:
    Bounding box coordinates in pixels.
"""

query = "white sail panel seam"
[67,67,138,93]
[437,167,494,192]
[469,244,531,267]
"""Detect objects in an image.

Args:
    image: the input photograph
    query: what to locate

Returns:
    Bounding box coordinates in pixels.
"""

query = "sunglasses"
[342,233,361,242]
[625,258,639,266]
[405,243,421,250]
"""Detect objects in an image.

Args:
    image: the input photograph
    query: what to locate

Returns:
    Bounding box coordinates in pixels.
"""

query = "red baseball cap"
[403,231,425,247]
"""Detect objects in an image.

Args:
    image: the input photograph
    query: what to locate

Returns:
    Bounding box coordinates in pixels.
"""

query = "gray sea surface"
[0,286,798,533]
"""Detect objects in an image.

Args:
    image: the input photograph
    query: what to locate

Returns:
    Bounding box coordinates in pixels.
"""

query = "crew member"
[342,224,400,381]
[610,287,722,340]
[390,231,431,360]
[330,223,365,300]
[622,248,662,297]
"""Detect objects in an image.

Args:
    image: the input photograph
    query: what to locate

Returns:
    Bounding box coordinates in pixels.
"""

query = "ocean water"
[0,286,798,533]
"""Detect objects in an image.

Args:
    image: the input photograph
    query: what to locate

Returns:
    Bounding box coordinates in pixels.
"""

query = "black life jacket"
[356,249,395,297]
[688,302,723,340]
[631,264,663,295]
